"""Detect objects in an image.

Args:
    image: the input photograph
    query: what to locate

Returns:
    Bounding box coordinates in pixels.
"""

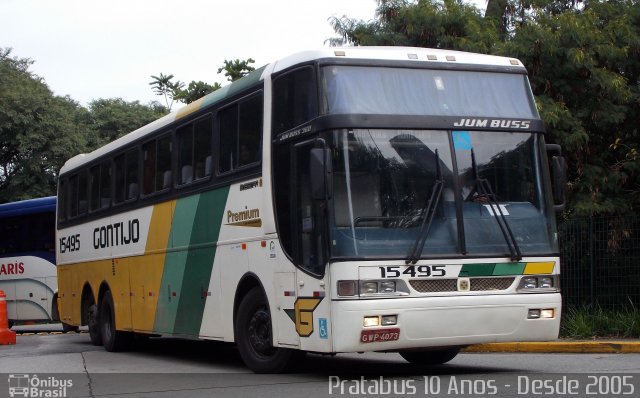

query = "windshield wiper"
[470,149,523,261]
[406,149,444,265]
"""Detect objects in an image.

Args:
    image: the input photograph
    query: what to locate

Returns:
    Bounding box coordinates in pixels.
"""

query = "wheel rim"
[247,307,275,358]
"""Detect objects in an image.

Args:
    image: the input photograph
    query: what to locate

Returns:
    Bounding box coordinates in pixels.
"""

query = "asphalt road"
[1,330,639,397]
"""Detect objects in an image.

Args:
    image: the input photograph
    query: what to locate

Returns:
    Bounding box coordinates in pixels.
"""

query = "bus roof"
[60,46,525,175]
[0,196,56,218]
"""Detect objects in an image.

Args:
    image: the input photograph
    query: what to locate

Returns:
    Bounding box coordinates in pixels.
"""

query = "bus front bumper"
[330,293,561,353]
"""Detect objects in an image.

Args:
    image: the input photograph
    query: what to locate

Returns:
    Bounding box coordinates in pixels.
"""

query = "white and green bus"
[56,47,566,373]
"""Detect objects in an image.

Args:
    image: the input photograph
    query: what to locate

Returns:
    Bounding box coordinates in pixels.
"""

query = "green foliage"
[174,80,222,105]
[561,304,640,338]
[332,0,640,217]
[0,49,89,202]
[149,73,184,111]
[151,58,254,106]
[0,48,169,203]
[331,0,500,53]
[87,98,168,144]
[217,58,256,82]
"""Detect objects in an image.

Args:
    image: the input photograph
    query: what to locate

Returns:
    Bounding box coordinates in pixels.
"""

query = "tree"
[0,48,90,202]
[331,0,640,217]
[330,0,500,53]
[87,98,167,144]
[151,58,256,106]
[174,80,221,105]
[149,73,184,111]
[217,58,256,82]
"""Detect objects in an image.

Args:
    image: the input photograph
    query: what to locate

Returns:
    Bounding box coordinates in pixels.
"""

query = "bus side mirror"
[546,144,567,212]
[310,147,332,200]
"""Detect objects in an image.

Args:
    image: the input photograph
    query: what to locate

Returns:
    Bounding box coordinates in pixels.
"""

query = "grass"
[560,303,640,339]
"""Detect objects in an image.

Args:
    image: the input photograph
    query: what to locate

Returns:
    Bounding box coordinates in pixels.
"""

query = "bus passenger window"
[219,105,238,173]
[177,124,194,185]
[89,165,100,211]
[114,149,139,203]
[219,95,262,173]
[78,171,88,215]
[114,154,126,203]
[156,135,172,190]
[273,67,316,135]
[143,140,156,195]
[69,174,79,218]
[194,116,212,179]
[126,149,139,200]
[58,179,67,222]
[238,95,262,167]
[99,161,111,209]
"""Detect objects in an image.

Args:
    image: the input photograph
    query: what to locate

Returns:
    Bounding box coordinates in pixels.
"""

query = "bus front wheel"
[235,287,304,373]
[99,290,130,352]
[399,347,461,366]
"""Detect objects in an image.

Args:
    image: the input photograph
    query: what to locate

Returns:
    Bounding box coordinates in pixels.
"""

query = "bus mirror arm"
[546,144,567,212]
[310,146,332,201]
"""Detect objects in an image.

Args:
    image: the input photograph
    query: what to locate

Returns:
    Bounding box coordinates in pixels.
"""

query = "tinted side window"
[239,96,262,167]
[114,148,139,203]
[177,117,212,186]
[89,165,101,211]
[143,140,157,195]
[143,135,172,194]
[194,117,213,179]
[156,135,172,190]
[219,94,262,173]
[99,161,111,209]
[58,179,67,222]
[273,67,316,135]
[89,161,111,212]
[177,124,194,185]
[219,105,238,173]
[78,170,88,215]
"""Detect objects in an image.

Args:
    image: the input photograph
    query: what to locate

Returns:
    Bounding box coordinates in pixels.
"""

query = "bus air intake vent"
[409,277,515,293]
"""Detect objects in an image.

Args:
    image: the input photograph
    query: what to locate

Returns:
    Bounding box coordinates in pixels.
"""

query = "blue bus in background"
[0,196,65,328]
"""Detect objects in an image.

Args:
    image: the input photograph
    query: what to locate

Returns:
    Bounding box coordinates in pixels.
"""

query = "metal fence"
[559,215,640,308]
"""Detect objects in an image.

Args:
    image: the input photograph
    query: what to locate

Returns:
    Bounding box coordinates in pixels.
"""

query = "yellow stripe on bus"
[127,201,176,332]
[523,261,555,275]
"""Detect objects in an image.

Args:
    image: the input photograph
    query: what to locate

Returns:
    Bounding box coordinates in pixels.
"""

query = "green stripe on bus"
[173,187,230,335]
[154,195,200,333]
[459,263,496,277]
[492,262,526,276]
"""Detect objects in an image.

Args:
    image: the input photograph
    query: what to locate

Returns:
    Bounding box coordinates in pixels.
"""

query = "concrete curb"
[462,341,640,354]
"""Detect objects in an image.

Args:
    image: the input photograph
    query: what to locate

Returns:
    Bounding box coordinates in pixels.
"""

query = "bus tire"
[399,347,460,366]
[99,290,130,352]
[235,287,305,373]
[87,304,102,346]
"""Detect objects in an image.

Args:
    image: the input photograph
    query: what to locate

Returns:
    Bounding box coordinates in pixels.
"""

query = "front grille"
[470,277,515,291]
[409,277,516,293]
[409,279,457,292]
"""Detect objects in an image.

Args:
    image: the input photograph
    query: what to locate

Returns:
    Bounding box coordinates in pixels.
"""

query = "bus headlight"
[361,281,379,294]
[359,280,409,297]
[539,277,554,289]
[379,281,396,293]
[336,280,410,297]
[517,275,559,292]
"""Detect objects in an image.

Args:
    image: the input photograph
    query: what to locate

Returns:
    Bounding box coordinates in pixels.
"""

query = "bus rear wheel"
[99,290,130,352]
[399,347,460,366]
[87,303,102,345]
[235,287,304,373]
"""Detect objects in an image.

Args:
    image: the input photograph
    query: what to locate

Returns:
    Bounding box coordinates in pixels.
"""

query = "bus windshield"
[320,66,539,119]
[329,129,558,259]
